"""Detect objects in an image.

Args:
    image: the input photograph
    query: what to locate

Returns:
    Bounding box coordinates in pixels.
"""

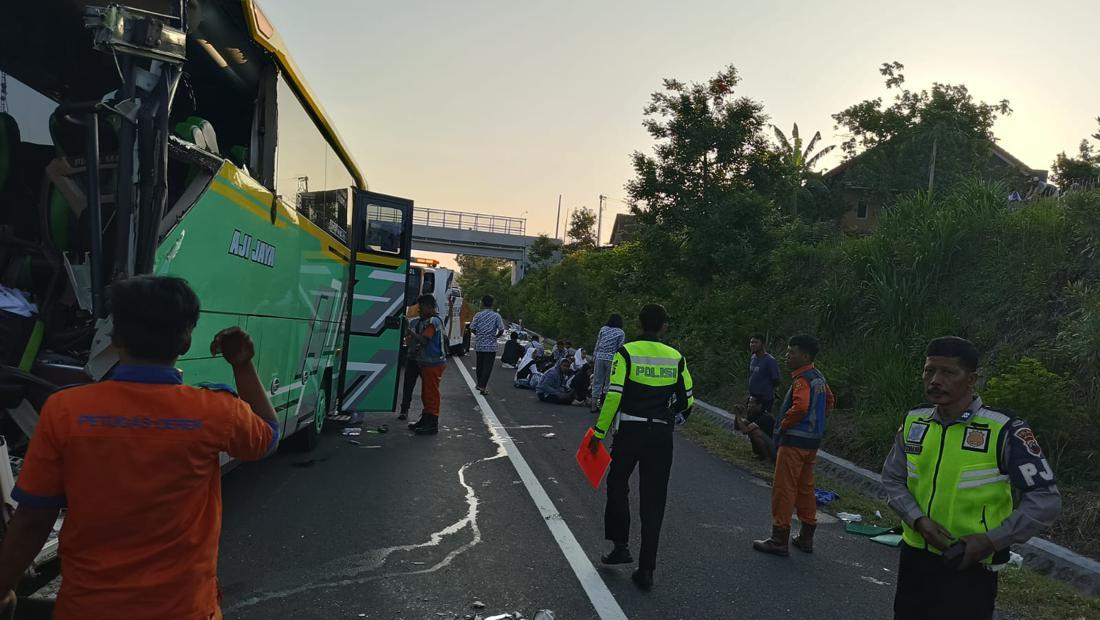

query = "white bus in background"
[406,258,470,356]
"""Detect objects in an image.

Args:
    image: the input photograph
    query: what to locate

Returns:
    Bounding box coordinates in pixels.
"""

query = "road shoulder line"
[453,360,629,620]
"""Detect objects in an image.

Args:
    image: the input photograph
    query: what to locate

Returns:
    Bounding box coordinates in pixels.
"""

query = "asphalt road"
[218,351,901,619]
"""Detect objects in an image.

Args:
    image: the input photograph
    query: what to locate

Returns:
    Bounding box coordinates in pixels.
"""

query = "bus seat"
[174,116,220,155]
[229,145,248,169]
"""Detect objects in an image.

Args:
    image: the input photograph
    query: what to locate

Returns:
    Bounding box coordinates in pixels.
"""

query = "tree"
[831,61,1013,195]
[526,234,561,269]
[565,207,597,253]
[625,64,779,281]
[1052,117,1100,190]
[455,255,513,315]
[772,123,835,218]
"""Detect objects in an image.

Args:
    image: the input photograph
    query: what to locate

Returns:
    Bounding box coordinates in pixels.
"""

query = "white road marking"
[453,360,629,620]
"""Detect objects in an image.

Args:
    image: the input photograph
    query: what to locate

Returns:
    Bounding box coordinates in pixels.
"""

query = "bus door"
[338,191,413,414]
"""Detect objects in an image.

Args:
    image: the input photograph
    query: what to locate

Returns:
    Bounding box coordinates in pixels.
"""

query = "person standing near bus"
[470,295,505,395]
[0,276,277,620]
[405,294,447,435]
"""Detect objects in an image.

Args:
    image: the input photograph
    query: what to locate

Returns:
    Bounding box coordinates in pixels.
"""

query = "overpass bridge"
[411,208,539,283]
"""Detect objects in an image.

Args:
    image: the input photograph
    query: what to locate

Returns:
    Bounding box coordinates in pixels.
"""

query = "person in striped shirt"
[470,295,505,395]
[590,314,626,413]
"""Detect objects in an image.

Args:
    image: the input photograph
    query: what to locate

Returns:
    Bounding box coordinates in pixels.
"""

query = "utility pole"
[564,208,572,243]
[927,136,938,193]
[597,194,606,246]
[555,194,562,240]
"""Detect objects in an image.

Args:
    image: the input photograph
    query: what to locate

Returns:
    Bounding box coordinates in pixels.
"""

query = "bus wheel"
[295,386,327,452]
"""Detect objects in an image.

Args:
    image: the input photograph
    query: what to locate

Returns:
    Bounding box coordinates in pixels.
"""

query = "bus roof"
[242,1,367,191]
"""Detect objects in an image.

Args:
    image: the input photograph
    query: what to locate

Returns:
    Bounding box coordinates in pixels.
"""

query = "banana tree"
[773,123,836,216]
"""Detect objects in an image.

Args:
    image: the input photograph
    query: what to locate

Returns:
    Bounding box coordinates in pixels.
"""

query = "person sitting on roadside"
[536,357,577,404]
[552,340,568,362]
[514,346,544,389]
[501,332,524,369]
[568,363,595,408]
[733,395,776,462]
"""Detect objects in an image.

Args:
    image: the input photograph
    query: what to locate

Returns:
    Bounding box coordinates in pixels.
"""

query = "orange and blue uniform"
[12,365,277,620]
[771,363,834,529]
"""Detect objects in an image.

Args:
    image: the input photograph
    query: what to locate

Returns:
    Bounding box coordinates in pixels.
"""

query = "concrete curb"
[693,399,1100,597]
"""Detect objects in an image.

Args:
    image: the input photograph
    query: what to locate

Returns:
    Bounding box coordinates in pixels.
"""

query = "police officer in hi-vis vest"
[588,303,693,591]
[881,337,1062,620]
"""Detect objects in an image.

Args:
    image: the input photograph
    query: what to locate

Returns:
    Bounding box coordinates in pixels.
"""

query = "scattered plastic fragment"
[342,428,362,436]
[485,615,513,620]
[846,523,892,537]
[870,533,903,547]
[861,575,889,586]
[345,439,361,446]
[990,551,1025,572]
[814,489,839,506]
[533,612,556,620]
[542,433,556,439]
[875,510,883,519]
[837,512,863,522]
[472,601,486,609]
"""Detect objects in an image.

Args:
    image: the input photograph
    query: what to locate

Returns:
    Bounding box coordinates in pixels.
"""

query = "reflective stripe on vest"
[616,341,683,424]
[900,408,1013,563]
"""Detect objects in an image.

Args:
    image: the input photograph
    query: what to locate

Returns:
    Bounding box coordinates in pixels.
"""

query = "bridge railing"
[413,208,526,236]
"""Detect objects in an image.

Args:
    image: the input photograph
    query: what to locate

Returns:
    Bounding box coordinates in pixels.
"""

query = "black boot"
[601,544,633,565]
[631,568,654,591]
[408,416,426,430]
[397,411,408,421]
[413,415,439,435]
[792,523,816,553]
[752,526,790,557]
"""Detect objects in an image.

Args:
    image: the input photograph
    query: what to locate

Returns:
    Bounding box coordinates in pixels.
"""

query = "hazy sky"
[259,0,1098,251]
[7,0,1095,263]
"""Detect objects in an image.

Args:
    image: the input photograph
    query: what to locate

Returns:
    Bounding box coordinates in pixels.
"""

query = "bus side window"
[362,204,404,255]
[275,73,352,237]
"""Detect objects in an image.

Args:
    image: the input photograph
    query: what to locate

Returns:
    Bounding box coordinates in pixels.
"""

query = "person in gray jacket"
[881,336,1061,620]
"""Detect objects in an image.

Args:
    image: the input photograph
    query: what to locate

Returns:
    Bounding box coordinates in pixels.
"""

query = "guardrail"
[413,208,526,236]
[691,399,1100,597]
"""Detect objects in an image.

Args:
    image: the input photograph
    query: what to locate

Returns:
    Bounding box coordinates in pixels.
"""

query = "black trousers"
[894,543,997,620]
[399,359,421,414]
[604,422,674,570]
[475,351,496,388]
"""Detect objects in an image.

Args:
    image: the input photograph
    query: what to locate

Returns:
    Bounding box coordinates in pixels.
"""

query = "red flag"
[576,428,612,490]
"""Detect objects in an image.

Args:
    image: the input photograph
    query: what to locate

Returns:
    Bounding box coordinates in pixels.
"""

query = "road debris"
[861,575,889,586]
[345,439,361,446]
[290,457,329,468]
[836,511,862,522]
[472,601,486,609]
[814,489,839,506]
[342,428,362,436]
[542,433,556,439]
[533,612,556,620]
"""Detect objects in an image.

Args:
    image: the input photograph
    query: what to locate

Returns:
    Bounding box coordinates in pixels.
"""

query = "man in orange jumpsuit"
[753,334,834,556]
